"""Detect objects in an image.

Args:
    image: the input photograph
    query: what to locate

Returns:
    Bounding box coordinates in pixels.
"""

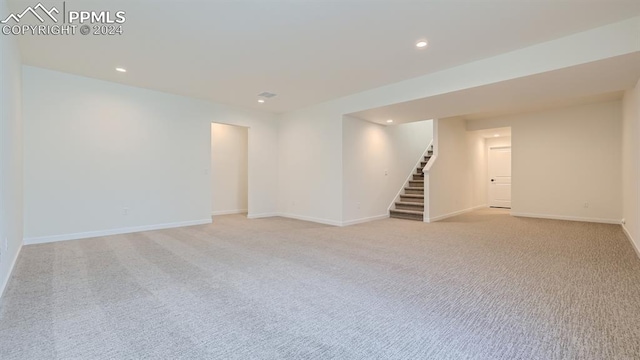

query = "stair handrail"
[422,141,436,173]
[387,140,434,212]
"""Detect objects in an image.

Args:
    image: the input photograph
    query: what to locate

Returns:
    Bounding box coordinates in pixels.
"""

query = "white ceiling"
[348,52,640,124]
[11,0,640,113]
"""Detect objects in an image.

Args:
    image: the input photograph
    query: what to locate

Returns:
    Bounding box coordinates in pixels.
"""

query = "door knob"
[491,179,495,182]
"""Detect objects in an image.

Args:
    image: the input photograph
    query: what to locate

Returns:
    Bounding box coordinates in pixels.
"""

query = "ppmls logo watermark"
[2,2,126,36]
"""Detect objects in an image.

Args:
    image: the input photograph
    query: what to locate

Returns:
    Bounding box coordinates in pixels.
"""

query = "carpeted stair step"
[400,194,423,203]
[422,155,433,167]
[408,180,424,187]
[390,209,423,221]
[412,173,424,180]
[405,187,424,195]
[395,202,424,211]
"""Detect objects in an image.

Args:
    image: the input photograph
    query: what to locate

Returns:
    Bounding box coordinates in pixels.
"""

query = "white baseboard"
[23,218,213,245]
[0,243,22,300]
[246,212,279,219]
[622,224,640,260]
[212,209,247,216]
[427,204,487,223]
[342,214,389,227]
[277,213,342,227]
[510,212,621,225]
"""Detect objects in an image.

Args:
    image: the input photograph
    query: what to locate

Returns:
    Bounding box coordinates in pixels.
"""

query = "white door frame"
[488,146,512,209]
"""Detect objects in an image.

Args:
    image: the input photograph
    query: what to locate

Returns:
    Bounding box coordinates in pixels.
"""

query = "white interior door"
[489,147,511,208]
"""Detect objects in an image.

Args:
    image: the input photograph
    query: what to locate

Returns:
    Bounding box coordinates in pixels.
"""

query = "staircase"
[389,147,433,221]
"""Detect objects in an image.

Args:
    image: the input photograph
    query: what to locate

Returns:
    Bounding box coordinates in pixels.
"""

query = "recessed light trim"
[386,119,394,123]
[115,67,127,73]
[258,99,265,103]
[416,40,428,49]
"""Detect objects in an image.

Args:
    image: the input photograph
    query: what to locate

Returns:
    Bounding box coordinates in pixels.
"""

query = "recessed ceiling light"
[416,40,428,49]
[258,99,265,103]
[386,119,394,123]
[115,67,126,73]
[494,134,500,137]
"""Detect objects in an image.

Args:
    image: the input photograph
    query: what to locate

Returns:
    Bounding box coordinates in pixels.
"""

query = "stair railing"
[422,143,436,174]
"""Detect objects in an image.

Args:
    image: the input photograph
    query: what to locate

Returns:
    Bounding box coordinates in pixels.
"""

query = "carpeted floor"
[1,209,639,359]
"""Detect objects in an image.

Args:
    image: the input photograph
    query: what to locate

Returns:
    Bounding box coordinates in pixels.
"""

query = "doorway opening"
[489,146,511,208]
[486,129,511,209]
[211,123,249,217]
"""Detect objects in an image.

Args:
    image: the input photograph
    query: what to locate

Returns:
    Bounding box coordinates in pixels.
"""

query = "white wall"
[23,66,279,243]
[0,0,23,297]
[211,104,279,219]
[277,108,344,225]
[467,100,623,223]
[426,118,486,221]
[622,79,640,253]
[211,123,248,215]
[342,117,432,225]
[276,17,639,225]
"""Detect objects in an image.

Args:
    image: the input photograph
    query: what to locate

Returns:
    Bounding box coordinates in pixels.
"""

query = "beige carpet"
[1,209,639,359]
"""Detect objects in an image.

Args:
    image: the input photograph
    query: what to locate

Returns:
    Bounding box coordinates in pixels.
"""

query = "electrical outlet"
[583,202,589,209]
[123,207,129,216]
[357,202,361,209]
[622,218,626,225]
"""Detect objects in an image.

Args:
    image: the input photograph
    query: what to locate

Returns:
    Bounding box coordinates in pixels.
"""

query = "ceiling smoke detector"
[258,92,277,98]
